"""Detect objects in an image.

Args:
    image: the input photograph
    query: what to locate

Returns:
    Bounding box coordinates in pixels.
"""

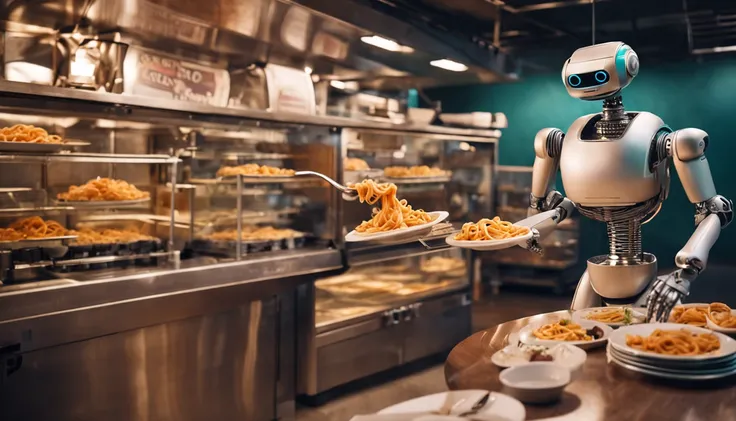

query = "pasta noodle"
[669,305,709,327]
[454,216,529,241]
[0,217,68,241]
[216,164,295,177]
[0,124,63,144]
[626,329,720,356]
[533,320,595,341]
[57,178,150,201]
[585,307,636,324]
[344,158,370,171]
[352,179,433,233]
[383,165,446,178]
[68,228,157,245]
[206,226,303,242]
[708,303,736,328]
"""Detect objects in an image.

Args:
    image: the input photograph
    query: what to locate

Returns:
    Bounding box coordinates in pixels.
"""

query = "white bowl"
[407,108,436,125]
[499,362,570,404]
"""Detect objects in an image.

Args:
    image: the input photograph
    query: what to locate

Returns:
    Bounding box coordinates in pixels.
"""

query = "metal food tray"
[54,198,151,208]
[381,173,452,184]
[0,235,77,249]
[190,234,311,257]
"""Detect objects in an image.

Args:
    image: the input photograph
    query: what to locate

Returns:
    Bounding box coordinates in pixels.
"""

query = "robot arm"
[522,128,576,253]
[647,128,733,321]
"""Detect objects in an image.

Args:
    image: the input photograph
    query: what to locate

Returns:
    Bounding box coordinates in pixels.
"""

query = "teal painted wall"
[432,59,736,266]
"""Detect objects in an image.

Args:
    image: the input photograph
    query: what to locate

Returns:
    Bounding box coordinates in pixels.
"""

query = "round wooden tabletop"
[445,310,736,421]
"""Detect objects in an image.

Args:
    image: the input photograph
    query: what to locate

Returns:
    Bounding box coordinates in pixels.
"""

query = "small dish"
[573,306,646,327]
[492,344,586,379]
[706,307,736,336]
[499,362,571,404]
[518,319,613,350]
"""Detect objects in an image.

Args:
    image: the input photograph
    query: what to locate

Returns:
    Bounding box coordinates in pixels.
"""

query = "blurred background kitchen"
[0,0,734,420]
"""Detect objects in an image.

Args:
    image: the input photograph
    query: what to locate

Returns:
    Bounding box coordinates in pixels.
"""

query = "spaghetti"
[344,157,370,171]
[669,305,709,327]
[216,164,295,177]
[533,320,594,342]
[0,124,63,144]
[0,217,68,241]
[69,227,157,245]
[57,178,150,201]
[454,216,529,241]
[383,165,446,178]
[585,307,636,324]
[206,226,303,242]
[626,329,720,356]
[708,303,736,328]
[352,179,433,233]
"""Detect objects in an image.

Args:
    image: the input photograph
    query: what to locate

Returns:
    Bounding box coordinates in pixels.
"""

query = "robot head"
[562,42,639,101]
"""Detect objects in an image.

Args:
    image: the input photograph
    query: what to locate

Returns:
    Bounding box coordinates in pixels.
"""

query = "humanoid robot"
[523,41,733,321]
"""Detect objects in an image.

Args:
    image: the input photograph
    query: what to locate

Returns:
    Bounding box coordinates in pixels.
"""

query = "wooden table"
[444,311,736,420]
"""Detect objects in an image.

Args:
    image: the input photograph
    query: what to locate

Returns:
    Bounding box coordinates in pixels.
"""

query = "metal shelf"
[0,152,179,165]
[0,80,500,140]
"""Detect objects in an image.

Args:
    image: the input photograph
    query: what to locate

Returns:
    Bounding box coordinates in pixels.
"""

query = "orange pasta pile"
[0,216,68,241]
[216,164,295,177]
[57,178,150,201]
[708,303,736,328]
[454,216,529,241]
[344,157,370,171]
[626,329,720,356]
[533,320,593,341]
[0,124,63,143]
[353,179,433,233]
[68,227,156,245]
[669,305,709,327]
[384,165,446,178]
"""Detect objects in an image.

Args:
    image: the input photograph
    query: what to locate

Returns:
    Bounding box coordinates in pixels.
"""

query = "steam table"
[444,310,736,420]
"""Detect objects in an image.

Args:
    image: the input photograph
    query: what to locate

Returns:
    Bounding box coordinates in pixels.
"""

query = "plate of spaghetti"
[445,216,532,251]
[383,165,449,179]
[518,319,612,349]
[0,124,89,152]
[706,302,736,334]
[56,177,150,207]
[573,306,645,327]
[668,303,710,327]
[216,164,296,179]
[345,179,448,243]
[0,216,76,249]
[609,323,736,361]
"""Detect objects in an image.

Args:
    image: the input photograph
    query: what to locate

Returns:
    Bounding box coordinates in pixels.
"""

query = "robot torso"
[559,111,669,208]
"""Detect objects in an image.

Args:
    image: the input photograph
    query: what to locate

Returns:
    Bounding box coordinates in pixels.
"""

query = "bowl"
[499,362,570,404]
[407,108,437,125]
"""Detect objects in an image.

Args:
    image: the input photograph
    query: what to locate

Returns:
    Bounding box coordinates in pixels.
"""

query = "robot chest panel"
[559,112,665,207]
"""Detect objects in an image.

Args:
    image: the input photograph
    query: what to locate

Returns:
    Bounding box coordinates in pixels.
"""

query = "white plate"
[609,322,736,361]
[705,306,736,335]
[445,230,533,251]
[0,140,88,153]
[573,306,646,327]
[378,390,525,421]
[55,198,151,208]
[345,211,449,243]
[492,343,587,373]
[607,345,736,373]
[608,348,736,381]
[518,319,613,350]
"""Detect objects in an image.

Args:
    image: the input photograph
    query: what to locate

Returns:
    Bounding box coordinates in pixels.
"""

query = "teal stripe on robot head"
[615,44,631,85]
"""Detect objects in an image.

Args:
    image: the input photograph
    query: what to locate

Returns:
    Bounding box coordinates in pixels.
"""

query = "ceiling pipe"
[483,0,583,41]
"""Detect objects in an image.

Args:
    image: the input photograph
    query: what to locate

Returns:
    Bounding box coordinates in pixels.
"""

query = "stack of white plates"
[607,323,736,380]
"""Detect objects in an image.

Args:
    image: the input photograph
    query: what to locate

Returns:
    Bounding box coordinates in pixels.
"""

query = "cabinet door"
[1,300,278,421]
[403,292,472,362]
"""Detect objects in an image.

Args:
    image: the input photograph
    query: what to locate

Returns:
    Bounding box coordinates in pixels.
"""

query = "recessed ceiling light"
[361,35,414,53]
[430,59,468,72]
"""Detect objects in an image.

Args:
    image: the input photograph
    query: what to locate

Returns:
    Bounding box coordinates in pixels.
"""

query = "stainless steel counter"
[0,80,501,141]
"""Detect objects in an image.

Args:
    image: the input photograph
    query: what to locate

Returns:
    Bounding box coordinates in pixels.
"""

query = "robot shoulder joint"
[671,128,709,162]
[534,128,565,159]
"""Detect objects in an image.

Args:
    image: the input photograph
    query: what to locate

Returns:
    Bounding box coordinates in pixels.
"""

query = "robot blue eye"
[594,71,609,83]
[568,74,582,87]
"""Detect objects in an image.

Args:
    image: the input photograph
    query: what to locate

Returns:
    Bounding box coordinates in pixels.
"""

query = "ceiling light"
[360,35,414,53]
[330,80,347,90]
[430,59,468,72]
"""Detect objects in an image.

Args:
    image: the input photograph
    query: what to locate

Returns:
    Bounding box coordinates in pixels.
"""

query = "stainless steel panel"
[1,299,279,421]
[402,292,472,362]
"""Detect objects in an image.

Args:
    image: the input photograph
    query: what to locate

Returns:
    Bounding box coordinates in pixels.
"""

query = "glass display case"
[482,165,580,294]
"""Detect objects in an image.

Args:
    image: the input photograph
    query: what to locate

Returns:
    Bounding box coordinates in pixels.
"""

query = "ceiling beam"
[483,0,583,41]
[513,0,612,13]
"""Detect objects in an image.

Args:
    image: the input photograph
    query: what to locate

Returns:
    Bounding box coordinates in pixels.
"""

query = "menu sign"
[124,47,230,107]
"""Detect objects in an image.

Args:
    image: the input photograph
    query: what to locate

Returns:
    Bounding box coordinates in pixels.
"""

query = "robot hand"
[646,268,696,322]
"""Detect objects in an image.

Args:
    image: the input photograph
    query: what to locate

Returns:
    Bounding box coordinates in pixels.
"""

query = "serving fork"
[294,171,359,200]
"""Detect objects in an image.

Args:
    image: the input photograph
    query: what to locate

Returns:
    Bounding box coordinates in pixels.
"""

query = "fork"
[459,392,495,417]
[294,171,359,200]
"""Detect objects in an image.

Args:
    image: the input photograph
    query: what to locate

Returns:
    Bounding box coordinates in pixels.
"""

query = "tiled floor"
[296,288,571,421]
